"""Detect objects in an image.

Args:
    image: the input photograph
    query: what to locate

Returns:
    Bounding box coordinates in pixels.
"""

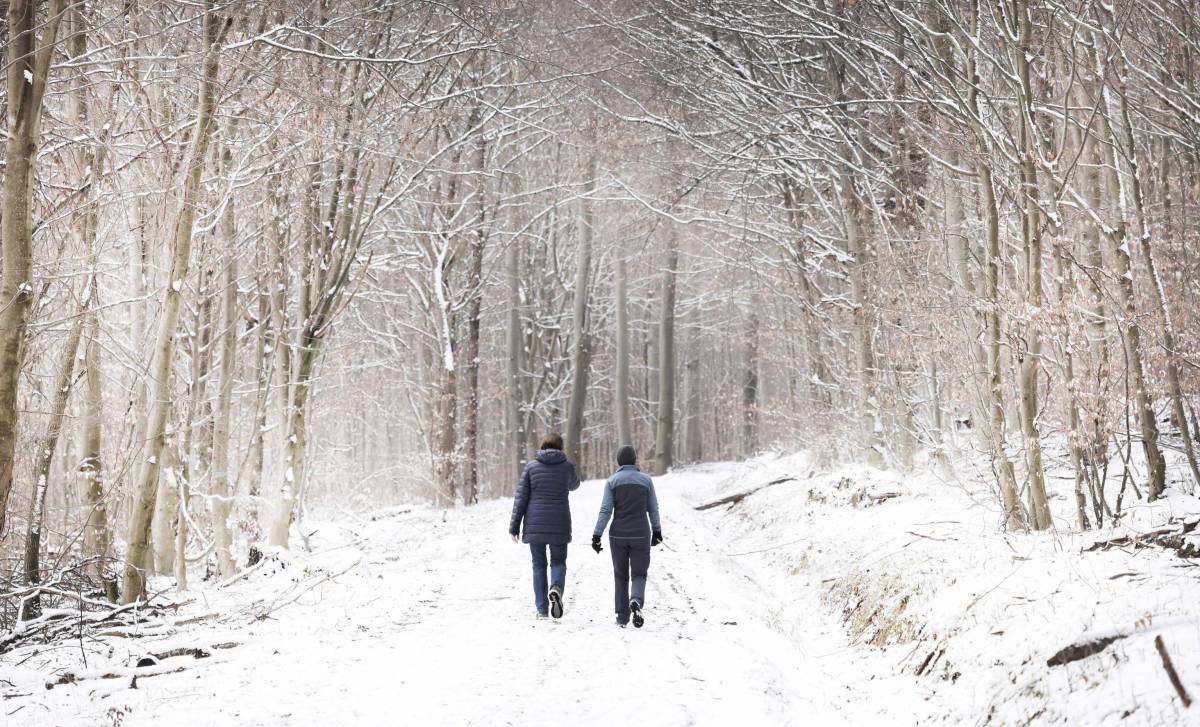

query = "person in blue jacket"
[591,445,663,628]
[509,432,580,619]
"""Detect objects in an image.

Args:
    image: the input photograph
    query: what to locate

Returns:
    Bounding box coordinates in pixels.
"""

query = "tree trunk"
[0,0,69,535]
[741,304,760,456]
[122,4,223,603]
[1106,45,1200,495]
[654,231,679,476]
[1089,45,1167,501]
[462,135,488,506]
[614,241,633,446]
[1013,0,1051,530]
[684,356,703,463]
[210,148,238,577]
[824,30,881,467]
[964,0,1025,530]
[565,150,597,470]
[20,311,85,619]
[79,306,114,598]
[506,240,526,481]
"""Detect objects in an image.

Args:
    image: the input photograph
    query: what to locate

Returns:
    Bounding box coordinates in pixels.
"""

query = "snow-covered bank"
[691,448,1200,725]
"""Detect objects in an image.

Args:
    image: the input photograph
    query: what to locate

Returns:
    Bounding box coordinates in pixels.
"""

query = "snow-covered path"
[8,465,901,726]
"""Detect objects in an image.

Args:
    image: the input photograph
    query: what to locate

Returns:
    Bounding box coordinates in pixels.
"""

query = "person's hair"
[540,432,564,451]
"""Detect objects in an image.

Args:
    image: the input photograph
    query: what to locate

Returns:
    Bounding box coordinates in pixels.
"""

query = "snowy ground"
[5,444,1200,726]
[3,465,912,726]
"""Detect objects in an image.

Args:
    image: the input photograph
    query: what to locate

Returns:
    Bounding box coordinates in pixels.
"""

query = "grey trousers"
[610,537,651,621]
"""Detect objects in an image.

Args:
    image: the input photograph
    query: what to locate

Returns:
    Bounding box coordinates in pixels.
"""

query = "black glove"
[591,534,603,553]
[651,530,663,547]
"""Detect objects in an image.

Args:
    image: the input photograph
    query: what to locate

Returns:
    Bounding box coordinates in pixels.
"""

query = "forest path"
[11,465,901,726]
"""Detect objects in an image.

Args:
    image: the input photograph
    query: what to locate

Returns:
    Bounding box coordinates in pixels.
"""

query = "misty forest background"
[2,0,1200,615]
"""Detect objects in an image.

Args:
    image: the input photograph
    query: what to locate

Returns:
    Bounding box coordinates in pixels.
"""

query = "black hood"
[536,448,567,465]
[616,445,637,467]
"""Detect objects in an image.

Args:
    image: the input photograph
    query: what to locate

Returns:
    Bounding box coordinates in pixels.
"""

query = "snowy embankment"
[698,445,1200,726]
[4,447,1198,726]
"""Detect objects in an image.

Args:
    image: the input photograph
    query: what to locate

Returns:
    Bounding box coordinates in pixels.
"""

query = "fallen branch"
[45,642,239,690]
[1085,519,1200,558]
[1155,635,1192,708]
[1047,634,1126,667]
[694,477,796,511]
[905,531,957,543]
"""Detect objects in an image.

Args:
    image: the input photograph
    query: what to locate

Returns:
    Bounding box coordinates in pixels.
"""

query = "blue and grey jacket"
[593,464,661,540]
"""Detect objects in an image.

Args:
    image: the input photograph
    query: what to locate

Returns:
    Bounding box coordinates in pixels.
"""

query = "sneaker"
[630,599,644,629]
[536,611,549,619]
[616,616,629,628]
[549,586,564,619]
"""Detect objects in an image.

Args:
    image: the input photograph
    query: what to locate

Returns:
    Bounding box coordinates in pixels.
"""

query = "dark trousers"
[609,537,651,622]
[530,543,567,614]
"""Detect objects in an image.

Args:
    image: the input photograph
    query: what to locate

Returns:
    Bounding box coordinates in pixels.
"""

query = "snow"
[5,443,1199,725]
[4,467,903,726]
[694,444,1200,725]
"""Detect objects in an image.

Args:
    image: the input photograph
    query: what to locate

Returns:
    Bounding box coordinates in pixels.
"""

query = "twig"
[905,531,957,542]
[1155,635,1192,708]
[727,537,807,556]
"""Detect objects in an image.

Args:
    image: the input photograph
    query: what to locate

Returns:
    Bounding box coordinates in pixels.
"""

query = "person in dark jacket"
[509,432,580,619]
[592,445,662,628]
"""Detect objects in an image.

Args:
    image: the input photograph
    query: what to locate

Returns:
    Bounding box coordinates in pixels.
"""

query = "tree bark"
[684,356,703,463]
[654,231,679,475]
[565,149,597,470]
[1105,37,1200,495]
[1013,0,1051,530]
[21,309,84,619]
[614,241,633,446]
[0,0,69,535]
[506,239,526,481]
[122,4,223,603]
[963,0,1025,530]
[1088,34,1167,501]
[462,134,488,506]
[78,306,113,597]
[741,304,759,456]
[210,141,239,577]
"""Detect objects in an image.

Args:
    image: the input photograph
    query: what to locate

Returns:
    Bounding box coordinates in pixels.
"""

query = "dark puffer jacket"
[509,449,580,544]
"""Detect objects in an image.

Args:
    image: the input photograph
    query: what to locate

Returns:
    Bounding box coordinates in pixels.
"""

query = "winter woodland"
[3,0,1200,724]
